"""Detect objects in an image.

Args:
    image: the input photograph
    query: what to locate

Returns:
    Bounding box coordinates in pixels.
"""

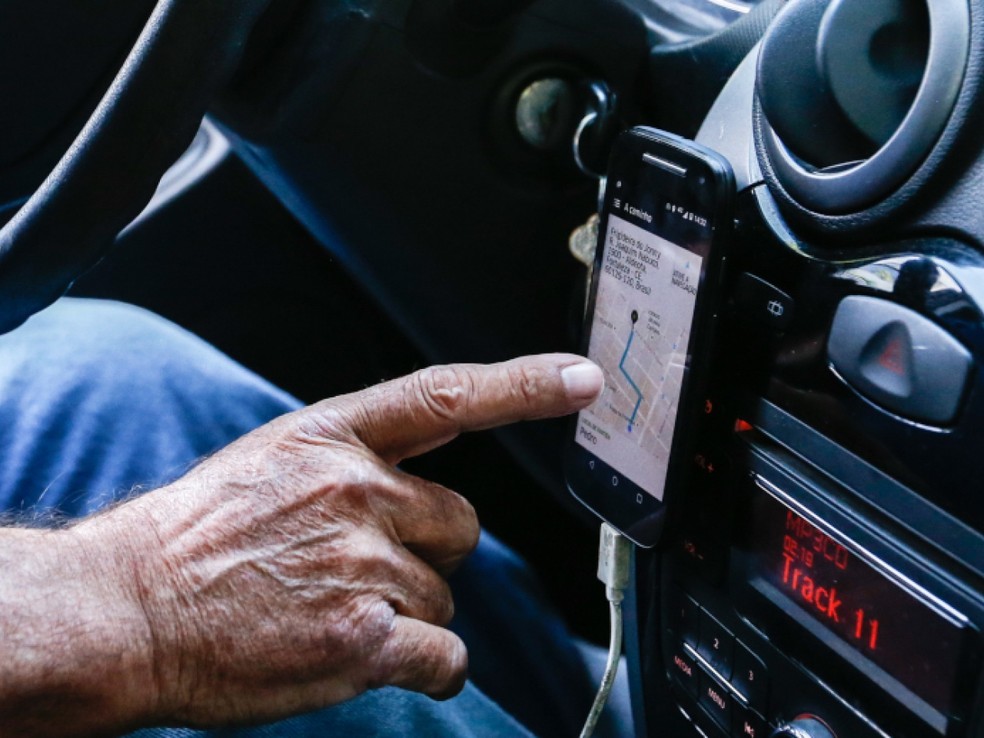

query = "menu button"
[698,671,733,729]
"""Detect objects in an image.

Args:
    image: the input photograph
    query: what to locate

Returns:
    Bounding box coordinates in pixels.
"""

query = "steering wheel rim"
[0,0,273,335]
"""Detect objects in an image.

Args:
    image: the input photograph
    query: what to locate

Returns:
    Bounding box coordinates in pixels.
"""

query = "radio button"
[732,705,768,738]
[698,670,733,729]
[670,588,702,647]
[698,611,735,678]
[676,532,729,585]
[732,643,768,713]
[668,643,700,698]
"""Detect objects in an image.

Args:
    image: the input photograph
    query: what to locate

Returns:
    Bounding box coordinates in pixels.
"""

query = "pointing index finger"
[330,354,603,463]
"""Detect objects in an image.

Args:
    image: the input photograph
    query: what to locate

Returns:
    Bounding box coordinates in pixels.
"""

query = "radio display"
[751,487,966,717]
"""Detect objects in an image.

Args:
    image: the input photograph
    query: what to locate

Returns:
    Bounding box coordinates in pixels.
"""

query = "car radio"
[625,193,984,737]
[621,153,984,738]
[651,398,984,734]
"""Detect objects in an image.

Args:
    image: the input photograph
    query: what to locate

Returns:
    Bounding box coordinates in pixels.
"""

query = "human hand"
[80,353,603,729]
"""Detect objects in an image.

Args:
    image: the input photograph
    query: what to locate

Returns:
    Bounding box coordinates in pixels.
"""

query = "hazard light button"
[828,296,972,425]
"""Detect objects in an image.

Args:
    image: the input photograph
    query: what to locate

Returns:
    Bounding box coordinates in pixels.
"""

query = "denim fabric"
[128,686,531,738]
[0,299,298,519]
[0,299,621,738]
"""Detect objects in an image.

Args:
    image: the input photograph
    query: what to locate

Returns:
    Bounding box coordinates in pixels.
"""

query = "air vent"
[755,0,969,214]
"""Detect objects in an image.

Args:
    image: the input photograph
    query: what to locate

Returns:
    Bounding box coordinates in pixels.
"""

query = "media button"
[668,643,699,698]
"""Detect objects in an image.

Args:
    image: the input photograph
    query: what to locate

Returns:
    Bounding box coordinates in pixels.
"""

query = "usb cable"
[580,522,633,738]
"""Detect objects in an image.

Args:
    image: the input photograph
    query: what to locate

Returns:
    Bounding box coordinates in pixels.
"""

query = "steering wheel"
[0,0,273,334]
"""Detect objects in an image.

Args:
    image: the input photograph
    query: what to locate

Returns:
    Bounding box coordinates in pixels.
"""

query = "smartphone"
[565,127,734,548]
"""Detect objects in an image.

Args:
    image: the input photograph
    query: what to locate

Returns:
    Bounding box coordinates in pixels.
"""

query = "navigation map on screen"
[575,213,702,500]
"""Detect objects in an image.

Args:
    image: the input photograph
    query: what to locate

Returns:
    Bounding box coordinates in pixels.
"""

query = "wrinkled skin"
[0,354,603,737]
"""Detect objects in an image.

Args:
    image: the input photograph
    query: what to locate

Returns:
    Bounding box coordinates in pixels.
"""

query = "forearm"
[0,520,157,737]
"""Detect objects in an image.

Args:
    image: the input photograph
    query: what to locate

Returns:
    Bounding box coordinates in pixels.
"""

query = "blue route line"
[619,329,644,432]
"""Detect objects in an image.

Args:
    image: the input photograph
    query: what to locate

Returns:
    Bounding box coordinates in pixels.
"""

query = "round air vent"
[755,0,969,214]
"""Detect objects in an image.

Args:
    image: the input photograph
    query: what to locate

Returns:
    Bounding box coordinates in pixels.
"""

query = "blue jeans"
[0,299,626,738]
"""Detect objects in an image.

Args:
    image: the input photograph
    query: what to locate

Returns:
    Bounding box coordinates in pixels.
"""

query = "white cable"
[580,523,633,738]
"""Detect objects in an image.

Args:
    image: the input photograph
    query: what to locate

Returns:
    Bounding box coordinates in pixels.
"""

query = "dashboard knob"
[771,716,836,738]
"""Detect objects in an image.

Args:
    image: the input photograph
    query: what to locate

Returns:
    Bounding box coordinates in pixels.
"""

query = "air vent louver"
[755,0,967,214]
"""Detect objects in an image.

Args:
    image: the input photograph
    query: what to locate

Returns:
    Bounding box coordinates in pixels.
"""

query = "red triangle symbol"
[878,336,906,376]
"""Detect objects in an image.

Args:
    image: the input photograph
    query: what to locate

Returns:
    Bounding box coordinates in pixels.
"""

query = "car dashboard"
[2,0,984,736]
[628,0,984,735]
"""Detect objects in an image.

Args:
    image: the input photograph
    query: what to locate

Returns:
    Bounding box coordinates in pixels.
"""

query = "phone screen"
[566,128,732,545]
[575,210,702,502]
